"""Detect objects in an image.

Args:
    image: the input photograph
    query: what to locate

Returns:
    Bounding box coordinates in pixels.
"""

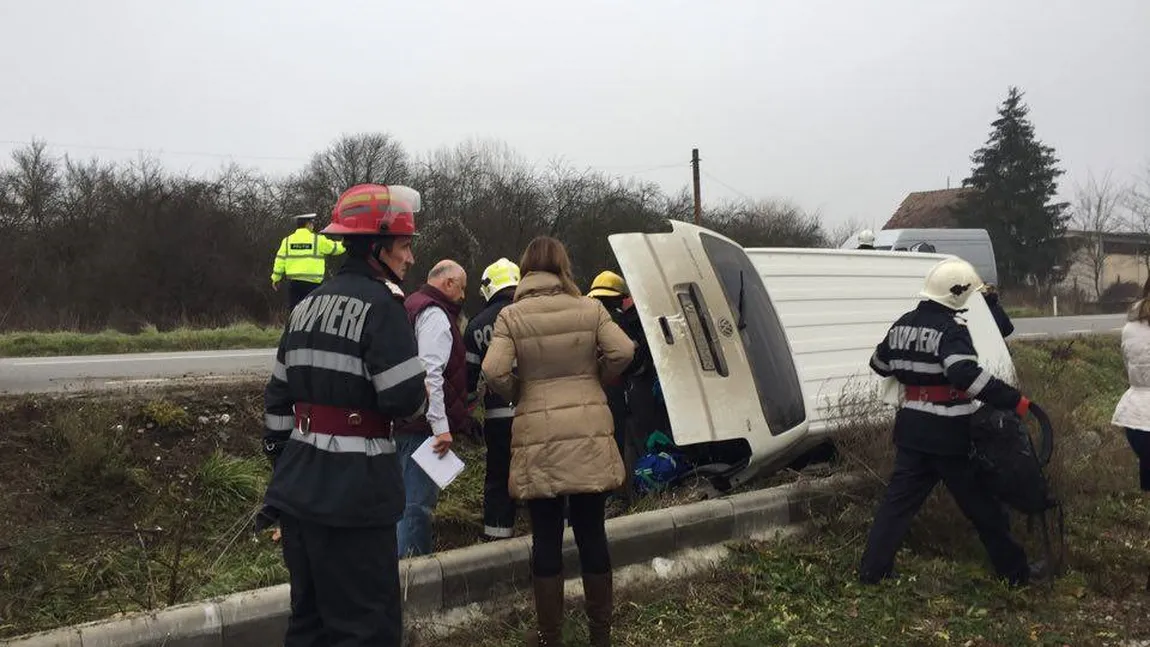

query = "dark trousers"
[280,514,402,646]
[482,418,516,538]
[605,382,629,458]
[528,493,610,577]
[1126,428,1150,491]
[288,280,320,310]
[859,447,1028,585]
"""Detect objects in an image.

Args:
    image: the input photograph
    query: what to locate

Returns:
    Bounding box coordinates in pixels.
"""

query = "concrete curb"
[3,477,852,646]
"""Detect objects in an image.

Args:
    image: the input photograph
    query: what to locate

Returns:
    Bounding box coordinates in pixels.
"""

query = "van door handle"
[657,316,674,344]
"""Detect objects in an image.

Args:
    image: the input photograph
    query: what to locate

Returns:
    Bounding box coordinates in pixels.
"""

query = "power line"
[701,170,756,202]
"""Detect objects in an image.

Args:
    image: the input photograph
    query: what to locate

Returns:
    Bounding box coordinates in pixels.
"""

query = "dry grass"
[415,334,1150,646]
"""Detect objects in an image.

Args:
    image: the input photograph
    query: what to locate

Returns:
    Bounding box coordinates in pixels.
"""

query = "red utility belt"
[294,403,392,438]
[905,385,970,403]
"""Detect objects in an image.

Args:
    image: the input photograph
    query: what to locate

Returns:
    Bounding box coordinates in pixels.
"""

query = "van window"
[699,233,806,434]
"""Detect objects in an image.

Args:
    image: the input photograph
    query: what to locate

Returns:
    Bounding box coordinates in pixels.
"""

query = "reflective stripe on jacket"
[271,228,345,285]
[262,257,427,527]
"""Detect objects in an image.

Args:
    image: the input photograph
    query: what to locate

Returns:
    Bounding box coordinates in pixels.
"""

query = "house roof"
[883,188,968,229]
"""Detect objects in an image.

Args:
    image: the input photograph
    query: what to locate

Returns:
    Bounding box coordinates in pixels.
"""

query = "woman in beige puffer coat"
[482,236,634,647]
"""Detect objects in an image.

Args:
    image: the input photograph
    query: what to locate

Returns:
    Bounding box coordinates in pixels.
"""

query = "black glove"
[253,505,280,533]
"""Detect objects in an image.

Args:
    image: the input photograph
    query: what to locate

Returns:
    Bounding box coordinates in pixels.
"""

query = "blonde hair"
[519,236,581,297]
[1131,276,1150,322]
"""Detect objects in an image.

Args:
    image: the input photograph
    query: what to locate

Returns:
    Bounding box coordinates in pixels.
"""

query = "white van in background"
[840,228,999,286]
[610,222,1015,488]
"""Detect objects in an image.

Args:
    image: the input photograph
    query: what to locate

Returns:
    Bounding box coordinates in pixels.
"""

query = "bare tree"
[0,133,830,330]
[292,132,411,216]
[1127,164,1150,277]
[8,139,61,228]
[1071,172,1127,300]
[827,217,870,248]
[706,198,827,248]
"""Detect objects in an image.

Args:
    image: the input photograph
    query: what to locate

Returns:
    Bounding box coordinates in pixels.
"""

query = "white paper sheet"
[412,435,466,489]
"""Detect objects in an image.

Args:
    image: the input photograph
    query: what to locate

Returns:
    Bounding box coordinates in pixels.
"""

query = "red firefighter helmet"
[322,184,420,237]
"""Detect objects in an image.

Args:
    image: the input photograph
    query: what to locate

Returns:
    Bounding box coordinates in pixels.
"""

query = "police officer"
[261,184,428,645]
[271,213,346,309]
[857,229,876,250]
[464,257,522,541]
[859,257,1032,586]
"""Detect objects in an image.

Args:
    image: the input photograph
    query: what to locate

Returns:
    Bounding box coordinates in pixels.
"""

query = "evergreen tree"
[953,87,1070,287]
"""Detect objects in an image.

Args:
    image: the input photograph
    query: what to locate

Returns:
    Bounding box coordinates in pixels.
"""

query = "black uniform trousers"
[482,417,516,538]
[280,514,402,646]
[859,447,1028,585]
[287,280,321,310]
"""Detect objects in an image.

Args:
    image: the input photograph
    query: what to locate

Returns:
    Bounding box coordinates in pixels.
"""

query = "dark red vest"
[396,284,469,436]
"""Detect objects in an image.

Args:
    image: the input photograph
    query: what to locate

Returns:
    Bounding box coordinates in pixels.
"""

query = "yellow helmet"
[587,271,629,299]
[480,258,521,302]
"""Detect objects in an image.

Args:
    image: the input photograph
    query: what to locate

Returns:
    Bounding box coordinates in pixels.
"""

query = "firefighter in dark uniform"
[587,271,635,460]
[859,257,1033,586]
[464,257,522,541]
[261,184,429,646]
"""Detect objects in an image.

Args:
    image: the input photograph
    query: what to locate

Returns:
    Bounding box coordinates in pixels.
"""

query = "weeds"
[42,404,140,507]
[141,399,191,429]
[415,334,1150,645]
[4,337,1148,644]
[195,451,266,513]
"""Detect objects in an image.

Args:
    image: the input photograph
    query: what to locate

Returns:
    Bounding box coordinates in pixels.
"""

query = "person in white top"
[1113,278,1150,493]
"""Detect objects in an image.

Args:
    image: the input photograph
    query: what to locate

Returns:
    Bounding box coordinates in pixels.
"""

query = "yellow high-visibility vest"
[271,228,345,285]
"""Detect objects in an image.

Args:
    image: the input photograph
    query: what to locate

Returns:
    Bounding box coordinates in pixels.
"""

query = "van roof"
[880,228,990,240]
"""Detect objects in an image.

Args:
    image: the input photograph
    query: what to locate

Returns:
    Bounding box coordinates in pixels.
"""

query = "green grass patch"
[416,335,1150,646]
[2,336,1145,643]
[1004,305,1047,318]
[427,519,1150,646]
[0,323,281,357]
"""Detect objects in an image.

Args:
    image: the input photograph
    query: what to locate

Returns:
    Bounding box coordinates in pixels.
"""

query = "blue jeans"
[395,433,440,557]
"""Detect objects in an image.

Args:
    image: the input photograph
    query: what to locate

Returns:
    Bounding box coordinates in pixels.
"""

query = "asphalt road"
[0,314,1128,394]
[0,348,276,394]
[1011,313,1125,340]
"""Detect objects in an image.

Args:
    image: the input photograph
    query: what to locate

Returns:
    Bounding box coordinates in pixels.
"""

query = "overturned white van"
[609,221,1017,488]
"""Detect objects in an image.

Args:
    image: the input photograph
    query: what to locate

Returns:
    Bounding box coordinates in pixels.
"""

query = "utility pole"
[691,148,701,225]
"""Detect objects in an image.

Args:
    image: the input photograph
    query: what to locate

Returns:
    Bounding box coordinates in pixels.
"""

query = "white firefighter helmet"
[857,229,875,247]
[919,257,984,310]
[480,257,521,302]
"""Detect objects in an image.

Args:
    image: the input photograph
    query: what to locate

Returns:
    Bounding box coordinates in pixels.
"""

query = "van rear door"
[608,221,807,451]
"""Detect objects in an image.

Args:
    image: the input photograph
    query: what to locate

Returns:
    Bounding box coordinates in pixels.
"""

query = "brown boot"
[525,575,564,646]
[582,572,613,647]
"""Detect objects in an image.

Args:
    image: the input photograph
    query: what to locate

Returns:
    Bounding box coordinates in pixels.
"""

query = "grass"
[2,335,1145,644]
[412,333,1150,646]
[1004,305,1047,319]
[0,323,282,357]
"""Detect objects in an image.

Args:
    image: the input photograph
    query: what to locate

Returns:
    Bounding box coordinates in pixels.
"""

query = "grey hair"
[427,259,464,282]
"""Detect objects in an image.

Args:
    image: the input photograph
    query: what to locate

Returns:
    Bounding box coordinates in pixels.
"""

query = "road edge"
[1,476,855,646]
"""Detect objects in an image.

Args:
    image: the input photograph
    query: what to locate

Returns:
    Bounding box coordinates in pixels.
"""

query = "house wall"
[1062,250,1148,296]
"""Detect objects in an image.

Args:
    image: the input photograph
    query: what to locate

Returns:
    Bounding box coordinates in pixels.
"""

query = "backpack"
[633,431,692,495]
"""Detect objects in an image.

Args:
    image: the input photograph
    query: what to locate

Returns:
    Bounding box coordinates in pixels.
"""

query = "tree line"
[4,86,1129,330]
[0,136,831,331]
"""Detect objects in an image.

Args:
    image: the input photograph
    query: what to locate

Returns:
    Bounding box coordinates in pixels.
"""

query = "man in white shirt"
[394,259,469,557]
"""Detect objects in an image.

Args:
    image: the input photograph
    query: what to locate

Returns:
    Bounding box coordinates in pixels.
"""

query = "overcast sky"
[2,0,1147,229]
